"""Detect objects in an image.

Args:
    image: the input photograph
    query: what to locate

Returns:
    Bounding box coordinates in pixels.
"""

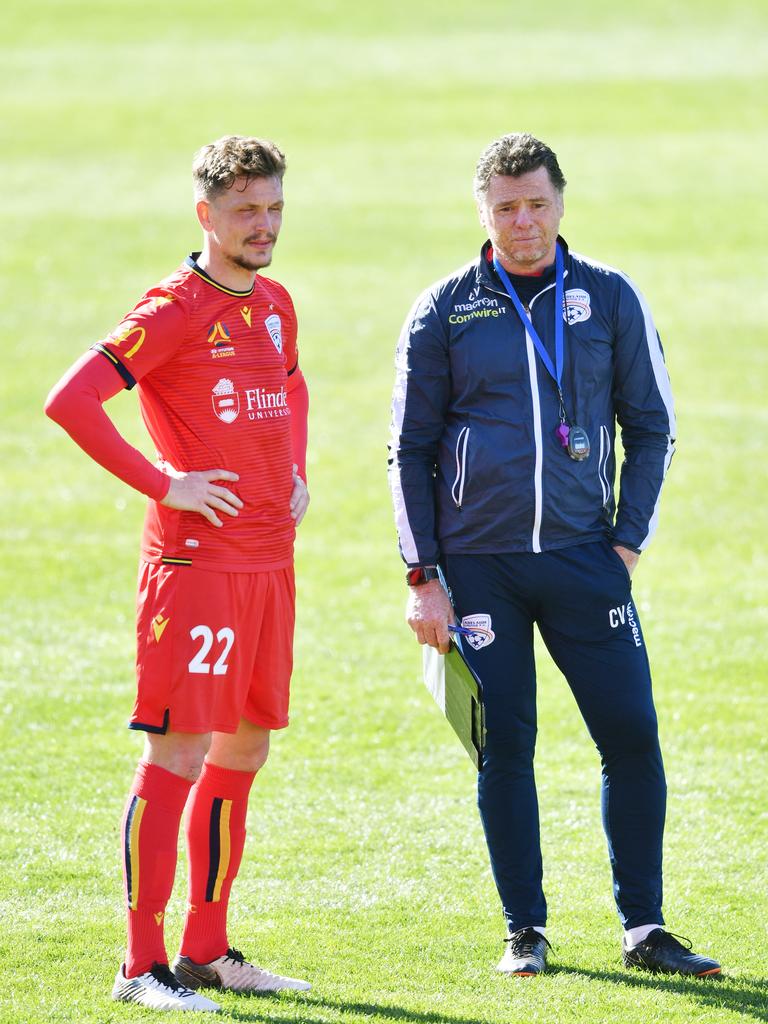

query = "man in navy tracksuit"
[388,133,720,978]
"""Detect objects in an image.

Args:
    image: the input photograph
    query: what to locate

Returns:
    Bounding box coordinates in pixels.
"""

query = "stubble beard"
[497,237,548,273]
[231,250,272,272]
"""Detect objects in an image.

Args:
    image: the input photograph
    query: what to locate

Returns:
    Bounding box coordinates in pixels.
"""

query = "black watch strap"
[406,565,440,587]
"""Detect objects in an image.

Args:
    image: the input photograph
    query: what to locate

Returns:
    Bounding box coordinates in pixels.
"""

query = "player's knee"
[143,731,211,781]
[232,737,270,773]
[207,724,270,773]
[245,732,271,772]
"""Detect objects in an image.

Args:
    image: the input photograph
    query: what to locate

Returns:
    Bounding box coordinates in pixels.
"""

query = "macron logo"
[609,601,643,647]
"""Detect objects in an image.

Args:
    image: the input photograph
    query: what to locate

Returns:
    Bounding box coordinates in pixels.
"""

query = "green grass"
[1,0,767,1021]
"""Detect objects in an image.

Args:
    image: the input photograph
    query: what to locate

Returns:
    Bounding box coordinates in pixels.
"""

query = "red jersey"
[95,255,302,572]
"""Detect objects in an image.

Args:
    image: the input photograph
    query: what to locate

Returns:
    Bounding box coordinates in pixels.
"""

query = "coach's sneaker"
[112,962,221,1011]
[496,927,551,976]
[172,946,312,994]
[623,929,721,977]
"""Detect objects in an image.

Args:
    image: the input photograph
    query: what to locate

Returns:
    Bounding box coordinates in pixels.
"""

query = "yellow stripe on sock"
[211,799,232,903]
[129,797,147,911]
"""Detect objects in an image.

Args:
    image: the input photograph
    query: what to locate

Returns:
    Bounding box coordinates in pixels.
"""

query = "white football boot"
[172,946,312,993]
[112,962,221,1011]
[496,927,551,976]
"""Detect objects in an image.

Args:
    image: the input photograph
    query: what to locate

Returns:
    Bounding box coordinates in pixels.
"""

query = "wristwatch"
[406,565,440,587]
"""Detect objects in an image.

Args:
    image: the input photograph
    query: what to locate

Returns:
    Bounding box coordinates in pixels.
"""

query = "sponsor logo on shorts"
[563,288,591,325]
[212,378,241,423]
[152,614,170,642]
[609,601,643,647]
[460,613,496,650]
[265,313,283,353]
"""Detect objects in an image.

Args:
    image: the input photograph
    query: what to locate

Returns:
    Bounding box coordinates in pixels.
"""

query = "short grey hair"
[473,132,566,201]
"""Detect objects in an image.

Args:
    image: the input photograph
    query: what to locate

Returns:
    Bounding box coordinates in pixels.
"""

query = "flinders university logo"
[265,313,282,353]
[460,613,496,650]
[563,289,592,325]
[211,378,240,423]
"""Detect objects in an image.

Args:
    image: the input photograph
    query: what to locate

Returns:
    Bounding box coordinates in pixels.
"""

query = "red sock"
[179,761,256,964]
[121,760,193,978]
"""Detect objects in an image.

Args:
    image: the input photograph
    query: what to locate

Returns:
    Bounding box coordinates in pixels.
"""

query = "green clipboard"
[423,639,486,770]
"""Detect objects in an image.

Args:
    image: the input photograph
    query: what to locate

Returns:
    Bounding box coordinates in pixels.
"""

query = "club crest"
[211,378,240,423]
[563,288,591,325]
[265,313,282,353]
[460,613,496,650]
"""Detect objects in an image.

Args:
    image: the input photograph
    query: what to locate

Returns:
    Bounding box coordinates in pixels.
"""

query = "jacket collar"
[476,235,570,294]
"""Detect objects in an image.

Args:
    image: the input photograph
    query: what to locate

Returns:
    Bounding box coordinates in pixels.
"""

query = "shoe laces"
[149,962,188,994]
[645,930,693,952]
[504,928,553,956]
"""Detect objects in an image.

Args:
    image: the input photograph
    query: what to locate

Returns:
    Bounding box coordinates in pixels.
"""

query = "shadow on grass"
[220,972,768,1024]
[547,964,768,1023]
[213,970,768,1023]
[224,995,490,1024]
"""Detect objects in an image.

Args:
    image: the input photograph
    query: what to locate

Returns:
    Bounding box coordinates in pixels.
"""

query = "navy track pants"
[443,539,666,931]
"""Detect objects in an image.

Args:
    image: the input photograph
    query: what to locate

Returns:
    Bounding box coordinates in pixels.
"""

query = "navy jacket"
[389,238,676,566]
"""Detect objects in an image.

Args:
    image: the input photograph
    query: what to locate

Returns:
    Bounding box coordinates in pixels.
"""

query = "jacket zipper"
[451,425,470,508]
[486,273,567,553]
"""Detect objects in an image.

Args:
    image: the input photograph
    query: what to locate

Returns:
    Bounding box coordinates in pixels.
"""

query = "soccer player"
[46,136,312,1012]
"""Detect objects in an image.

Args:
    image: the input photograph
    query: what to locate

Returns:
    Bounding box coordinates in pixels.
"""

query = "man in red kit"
[46,136,312,1013]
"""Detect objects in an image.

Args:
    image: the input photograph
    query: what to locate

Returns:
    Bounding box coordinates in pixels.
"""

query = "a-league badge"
[265,313,282,354]
[460,613,496,650]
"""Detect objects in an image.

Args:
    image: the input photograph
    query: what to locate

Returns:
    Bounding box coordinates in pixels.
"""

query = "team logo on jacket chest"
[563,289,591,325]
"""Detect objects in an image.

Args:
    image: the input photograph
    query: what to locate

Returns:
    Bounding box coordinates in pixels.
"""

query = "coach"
[388,133,720,978]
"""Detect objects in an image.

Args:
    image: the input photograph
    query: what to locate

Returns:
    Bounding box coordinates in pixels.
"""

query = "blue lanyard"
[493,244,564,395]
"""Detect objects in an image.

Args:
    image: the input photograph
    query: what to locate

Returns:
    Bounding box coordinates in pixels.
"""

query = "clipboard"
[423,638,485,770]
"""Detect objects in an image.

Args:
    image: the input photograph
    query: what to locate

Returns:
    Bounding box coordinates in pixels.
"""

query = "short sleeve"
[92,290,188,389]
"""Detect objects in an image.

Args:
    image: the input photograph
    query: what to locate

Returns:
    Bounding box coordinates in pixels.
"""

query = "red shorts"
[131,561,295,734]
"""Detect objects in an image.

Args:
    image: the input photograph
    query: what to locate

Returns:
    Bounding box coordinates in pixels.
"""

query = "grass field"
[1,1,767,1021]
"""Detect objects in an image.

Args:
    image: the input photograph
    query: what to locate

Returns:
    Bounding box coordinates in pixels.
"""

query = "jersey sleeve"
[92,289,188,389]
[44,349,171,500]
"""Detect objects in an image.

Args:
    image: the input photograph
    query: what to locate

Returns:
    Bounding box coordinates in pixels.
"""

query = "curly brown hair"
[473,133,566,201]
[193,135,286,200]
